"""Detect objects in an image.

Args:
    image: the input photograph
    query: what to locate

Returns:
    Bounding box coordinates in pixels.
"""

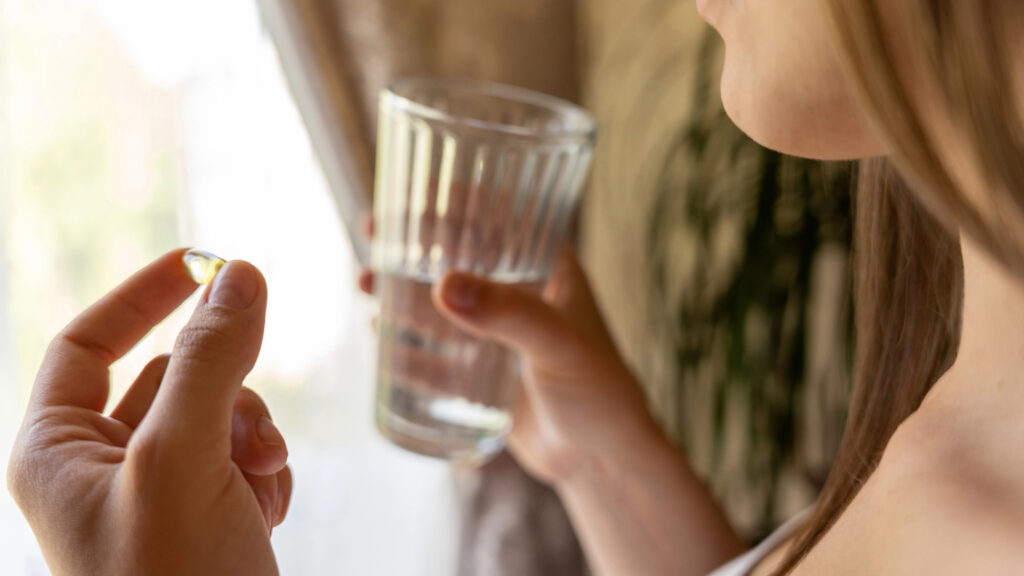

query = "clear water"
[374,272,538,463]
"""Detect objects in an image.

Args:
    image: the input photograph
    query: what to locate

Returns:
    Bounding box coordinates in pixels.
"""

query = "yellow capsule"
[183,249,226,285]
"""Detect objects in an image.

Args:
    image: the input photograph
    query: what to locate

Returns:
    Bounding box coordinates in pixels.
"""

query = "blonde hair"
[776,0,1024,572]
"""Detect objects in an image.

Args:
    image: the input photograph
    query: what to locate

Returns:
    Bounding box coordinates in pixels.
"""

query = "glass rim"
[383,77,598,142]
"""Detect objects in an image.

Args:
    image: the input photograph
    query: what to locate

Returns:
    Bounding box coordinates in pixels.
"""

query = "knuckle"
[6,453,26,504]
[173,320,235,364]
[123,444,165,503]
[138,353,173,380]
[123,434,182,491]
[124,436,158,477]
[41,334,75,368]
[236,386,268,413]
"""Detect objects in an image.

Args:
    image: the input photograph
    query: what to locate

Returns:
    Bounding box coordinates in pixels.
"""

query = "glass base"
[375,396,508,465]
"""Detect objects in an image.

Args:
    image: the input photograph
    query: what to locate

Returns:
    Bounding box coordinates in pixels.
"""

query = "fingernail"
[256,415,286,448]
[443,274,483,312]
[209,261,259,309]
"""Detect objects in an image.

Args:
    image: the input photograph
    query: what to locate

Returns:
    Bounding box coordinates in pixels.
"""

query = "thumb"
[432,271,584,369]
[141,260,267,453]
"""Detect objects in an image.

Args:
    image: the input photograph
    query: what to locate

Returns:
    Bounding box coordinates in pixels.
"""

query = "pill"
[183,249,227,285]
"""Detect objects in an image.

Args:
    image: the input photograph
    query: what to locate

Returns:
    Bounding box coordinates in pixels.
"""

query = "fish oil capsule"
[183,249,226,285]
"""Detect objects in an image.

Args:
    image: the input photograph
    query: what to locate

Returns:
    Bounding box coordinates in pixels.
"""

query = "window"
[0,1,457,573]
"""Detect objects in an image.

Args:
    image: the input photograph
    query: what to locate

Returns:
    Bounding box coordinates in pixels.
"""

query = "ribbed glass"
[372,79,596,462]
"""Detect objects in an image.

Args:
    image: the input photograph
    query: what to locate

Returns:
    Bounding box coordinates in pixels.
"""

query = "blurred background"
[0,1,458,574]
[1,1,854,575]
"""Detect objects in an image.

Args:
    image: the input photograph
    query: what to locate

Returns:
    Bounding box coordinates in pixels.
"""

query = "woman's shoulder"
[792,409,1024,575]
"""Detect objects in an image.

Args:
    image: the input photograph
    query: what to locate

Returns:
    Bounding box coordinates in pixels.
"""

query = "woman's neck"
[955,238,1024,376]
[931,237,1024,413]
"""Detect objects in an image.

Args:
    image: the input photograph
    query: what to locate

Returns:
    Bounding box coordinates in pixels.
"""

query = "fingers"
[358,270,374,295]
[431,250,616,371]
[33,249,198,411]
[244,471,279,533]
[360,212,376,295]
[275,464,293,525]
[140,260,267,452]
[246,465,293,533]
[231,388,288,477]
[114,361,290,478]
[110,354,171,428]
[431,270,581,369]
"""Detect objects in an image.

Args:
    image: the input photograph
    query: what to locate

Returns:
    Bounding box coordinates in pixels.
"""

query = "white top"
[706,511,810,576]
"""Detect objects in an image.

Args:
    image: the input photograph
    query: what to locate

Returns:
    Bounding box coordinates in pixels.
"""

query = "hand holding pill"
[7,249,292,576]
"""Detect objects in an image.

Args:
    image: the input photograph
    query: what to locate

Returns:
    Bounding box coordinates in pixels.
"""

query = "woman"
[9,1,1024,575]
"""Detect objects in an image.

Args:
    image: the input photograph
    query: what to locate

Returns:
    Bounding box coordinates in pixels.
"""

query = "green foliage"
[3,2,182,398]
[646,30,855,537]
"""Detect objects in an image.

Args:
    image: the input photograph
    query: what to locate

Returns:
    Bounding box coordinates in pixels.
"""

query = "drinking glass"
[372,78,596,462]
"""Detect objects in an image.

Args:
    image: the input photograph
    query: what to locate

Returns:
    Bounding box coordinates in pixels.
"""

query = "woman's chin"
[696,0,717,24]
[719,67,885,161]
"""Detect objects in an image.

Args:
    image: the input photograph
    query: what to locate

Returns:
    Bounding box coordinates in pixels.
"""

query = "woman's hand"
[362,250,662,487]
[433,252,662,485]
[362,251,744,575]
[7,249,292,576]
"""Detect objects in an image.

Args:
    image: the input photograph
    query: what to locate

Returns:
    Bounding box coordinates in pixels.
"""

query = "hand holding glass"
[372,79,596,463]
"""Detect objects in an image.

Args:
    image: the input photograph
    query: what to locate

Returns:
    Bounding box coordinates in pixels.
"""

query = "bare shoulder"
[792,412,1024,575]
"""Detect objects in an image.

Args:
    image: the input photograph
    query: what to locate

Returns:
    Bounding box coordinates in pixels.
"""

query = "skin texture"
[7,250,293,576]
[700,0,1024,574]
[762,239,1024,576]
[697,0,884,160]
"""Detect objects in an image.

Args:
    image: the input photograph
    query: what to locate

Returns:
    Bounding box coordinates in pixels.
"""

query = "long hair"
[776,0,1024,572]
